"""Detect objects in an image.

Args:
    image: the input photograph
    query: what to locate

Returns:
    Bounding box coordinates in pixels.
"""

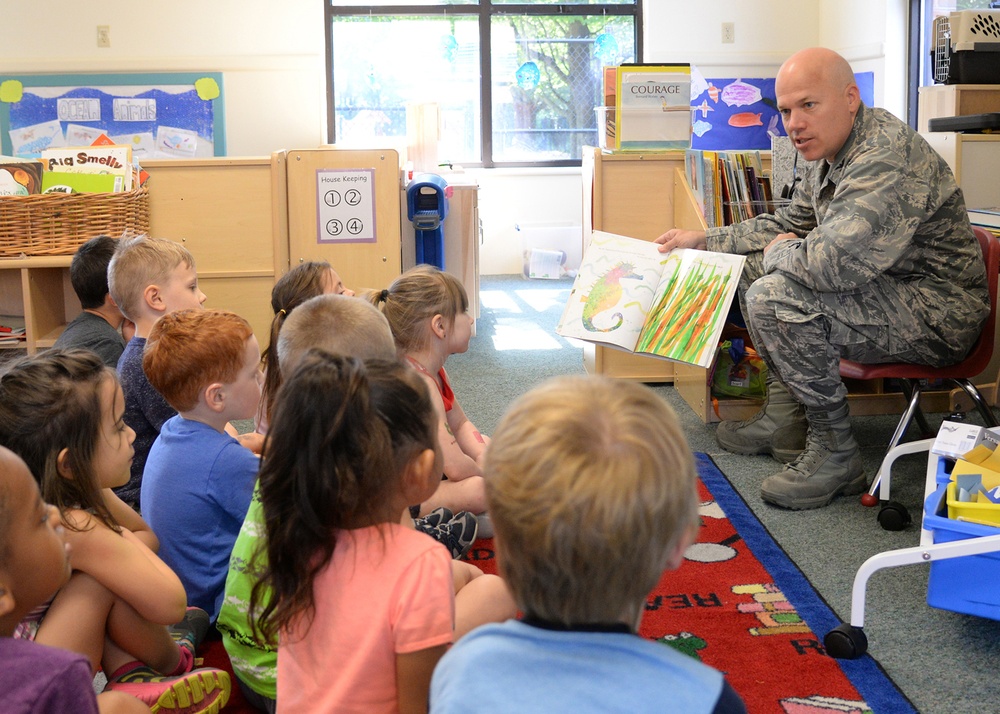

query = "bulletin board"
[0,72,225,159]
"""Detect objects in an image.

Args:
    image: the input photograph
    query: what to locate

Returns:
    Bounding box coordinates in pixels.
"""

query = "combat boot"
[760,400,866,510]
[716,379,807,463]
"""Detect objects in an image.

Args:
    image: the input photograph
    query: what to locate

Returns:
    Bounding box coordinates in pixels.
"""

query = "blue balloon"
[515,61,540,90]
[441,35,458,63]
[594,33,619,64]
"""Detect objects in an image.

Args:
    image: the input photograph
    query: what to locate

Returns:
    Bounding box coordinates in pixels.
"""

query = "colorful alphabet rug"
[202,453,915,714]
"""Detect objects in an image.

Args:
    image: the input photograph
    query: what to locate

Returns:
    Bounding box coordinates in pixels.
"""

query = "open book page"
[634,249,745,368]
[556,232,666,351]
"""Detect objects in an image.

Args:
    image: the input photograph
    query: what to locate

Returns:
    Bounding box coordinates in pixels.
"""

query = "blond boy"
[430,376,747,713]
[107,235,207,507]
[140,309,263,622]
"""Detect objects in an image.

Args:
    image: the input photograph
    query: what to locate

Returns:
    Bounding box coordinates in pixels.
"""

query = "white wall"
[0,0,907,274]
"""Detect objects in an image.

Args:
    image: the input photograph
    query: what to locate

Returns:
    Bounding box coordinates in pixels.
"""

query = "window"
[326,1,641,167]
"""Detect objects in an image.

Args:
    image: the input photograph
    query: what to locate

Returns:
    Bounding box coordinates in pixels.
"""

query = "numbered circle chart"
[315,168,376,243]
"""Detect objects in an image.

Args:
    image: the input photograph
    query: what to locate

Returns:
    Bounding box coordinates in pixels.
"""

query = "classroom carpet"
[199,452,915,714]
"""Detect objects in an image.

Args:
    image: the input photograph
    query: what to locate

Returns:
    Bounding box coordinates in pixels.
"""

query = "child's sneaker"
[105,663,230,713]
[438,510,480,560]
[169,606,211,658]
[417,506,453,530]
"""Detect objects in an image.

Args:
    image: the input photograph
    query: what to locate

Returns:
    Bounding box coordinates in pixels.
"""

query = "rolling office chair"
[838,226,1000,529]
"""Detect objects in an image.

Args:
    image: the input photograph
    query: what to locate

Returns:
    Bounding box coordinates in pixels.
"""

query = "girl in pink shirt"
[252,354,456,713]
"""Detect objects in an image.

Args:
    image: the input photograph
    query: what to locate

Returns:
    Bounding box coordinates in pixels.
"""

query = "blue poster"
[690,70,876,151]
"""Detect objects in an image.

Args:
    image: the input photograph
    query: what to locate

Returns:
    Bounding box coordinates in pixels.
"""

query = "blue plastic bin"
[924,484,1000,620]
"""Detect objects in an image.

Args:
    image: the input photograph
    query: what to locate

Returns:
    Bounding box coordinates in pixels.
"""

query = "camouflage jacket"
[706,103,988,355]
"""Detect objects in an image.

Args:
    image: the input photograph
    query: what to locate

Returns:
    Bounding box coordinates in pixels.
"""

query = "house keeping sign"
[316,168,376,244]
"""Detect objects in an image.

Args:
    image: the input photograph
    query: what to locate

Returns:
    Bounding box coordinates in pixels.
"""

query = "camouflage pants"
[740,258,958,408]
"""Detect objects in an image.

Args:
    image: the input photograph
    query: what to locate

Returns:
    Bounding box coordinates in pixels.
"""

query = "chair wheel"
[860,492,879,507]
[877,501,912,531]
[824,623,868,659]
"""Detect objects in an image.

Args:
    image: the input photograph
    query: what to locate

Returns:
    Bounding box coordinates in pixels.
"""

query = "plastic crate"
[924,485,1000,620]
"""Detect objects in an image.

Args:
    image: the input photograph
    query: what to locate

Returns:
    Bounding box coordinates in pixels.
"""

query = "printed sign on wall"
[316,168,376,244]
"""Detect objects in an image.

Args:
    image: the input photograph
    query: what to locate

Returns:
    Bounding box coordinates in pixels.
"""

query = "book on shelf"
[684,149,779,228]
[40,145,133,192]
[0,316,26,345]
[556,231,745,369]
[614,64,691,151]
[0,157,44,195]
[969,208,1000,230]
[41,171,119,194]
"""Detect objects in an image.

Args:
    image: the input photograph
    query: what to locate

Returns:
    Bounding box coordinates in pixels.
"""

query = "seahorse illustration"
[581,262,643,332]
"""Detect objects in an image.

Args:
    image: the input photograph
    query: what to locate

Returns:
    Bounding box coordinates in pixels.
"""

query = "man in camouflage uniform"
[656,47,988,510]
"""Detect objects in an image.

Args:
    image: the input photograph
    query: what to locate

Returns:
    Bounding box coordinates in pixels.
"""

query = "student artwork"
[557,231,745,369]
[0,72,225,158]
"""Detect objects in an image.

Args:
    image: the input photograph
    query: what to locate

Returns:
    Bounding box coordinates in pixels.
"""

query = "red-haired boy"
[140,309,263,622]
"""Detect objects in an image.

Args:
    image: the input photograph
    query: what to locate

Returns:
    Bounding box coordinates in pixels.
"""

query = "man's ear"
[204,383,226,413]
[846,83,861,113]
[56,448,74,480]
[144,284,166,314]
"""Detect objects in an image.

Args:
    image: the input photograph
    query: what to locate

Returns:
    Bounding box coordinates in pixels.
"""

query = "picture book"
[41,170,119,194]
[969,208,1000,230]
[0,157,44,195]
[556,231,745,369]
[615,64,691,151]
[40,145,133,191]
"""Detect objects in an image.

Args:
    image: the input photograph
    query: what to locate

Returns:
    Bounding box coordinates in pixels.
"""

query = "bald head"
[777,47,857,96]
[775,47,860,163]
[276,293,397,374]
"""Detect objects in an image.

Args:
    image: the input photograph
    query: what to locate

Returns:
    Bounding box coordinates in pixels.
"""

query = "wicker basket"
[0,186,150,257]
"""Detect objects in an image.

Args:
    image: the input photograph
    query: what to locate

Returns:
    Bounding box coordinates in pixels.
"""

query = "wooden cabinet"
[0,257,78,354]
[917,84,1000,134]
[921,133,1000,210]
[0,149,406,355]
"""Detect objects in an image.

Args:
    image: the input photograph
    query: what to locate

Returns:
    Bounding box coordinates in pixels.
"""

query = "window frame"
[324,0,644,168]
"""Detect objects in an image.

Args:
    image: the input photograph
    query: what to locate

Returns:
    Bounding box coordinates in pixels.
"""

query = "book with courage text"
[556,231,746,369]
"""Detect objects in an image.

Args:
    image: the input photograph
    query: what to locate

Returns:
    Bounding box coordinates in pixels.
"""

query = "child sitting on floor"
[0,445,149,714]
[430,375,747,713]
[107,235,208,508]
[253,353,513,713]
[219,295,512,713]
[257,260,354,435]
[0,349,230,713]
[141,309,263,622]
[368,265,490,527]
[53,235,131,368]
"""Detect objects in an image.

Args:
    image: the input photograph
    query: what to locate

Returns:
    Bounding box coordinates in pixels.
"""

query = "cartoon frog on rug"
[581,262,643,332]
[657,631,708,661]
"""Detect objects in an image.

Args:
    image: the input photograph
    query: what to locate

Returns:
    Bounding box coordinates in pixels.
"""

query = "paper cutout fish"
[693,100,715,119]
[728,112,763,128]
[720,79,762,107]
[581,262,642,332]
[692,120,712,137]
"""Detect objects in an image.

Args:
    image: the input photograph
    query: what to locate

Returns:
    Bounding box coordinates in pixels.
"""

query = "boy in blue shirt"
[430,375,746,713]
[108,235,208,508]
[140,308,262,622]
